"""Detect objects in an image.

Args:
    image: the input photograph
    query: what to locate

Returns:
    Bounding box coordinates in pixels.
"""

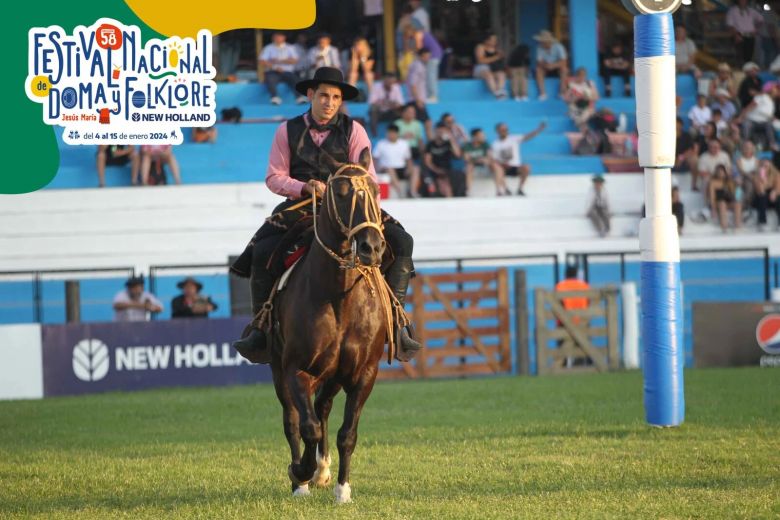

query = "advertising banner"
[41,318,271,396]
[692,302,780,368]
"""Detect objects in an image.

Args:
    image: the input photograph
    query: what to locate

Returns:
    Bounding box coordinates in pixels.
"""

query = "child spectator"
[474,33,507,99]
[373,124,419,198]
[491,121,546,196]
[96,145,139,187]
[534,30,569,100]
[586,175,610,237]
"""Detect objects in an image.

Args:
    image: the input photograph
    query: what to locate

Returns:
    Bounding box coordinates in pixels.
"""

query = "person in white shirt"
[688,95,712,134]
[306,33,340,78]
[259,32,305,105]
[491,121,546,196]
[373,124,419,197]
[113,276,163,322]
[738,85,778,151]
[368,74,405,136]
[674,26,700,79]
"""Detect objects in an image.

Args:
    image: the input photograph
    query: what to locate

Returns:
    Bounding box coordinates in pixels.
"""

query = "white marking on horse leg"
[312,446,332,487]
[334,482,352,504]
[292,483,311,497]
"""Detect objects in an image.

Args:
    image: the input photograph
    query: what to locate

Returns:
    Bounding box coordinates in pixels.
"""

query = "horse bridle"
[311,163,384,270]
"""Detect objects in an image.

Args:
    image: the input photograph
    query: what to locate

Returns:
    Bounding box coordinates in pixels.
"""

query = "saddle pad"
[278,257,302,292]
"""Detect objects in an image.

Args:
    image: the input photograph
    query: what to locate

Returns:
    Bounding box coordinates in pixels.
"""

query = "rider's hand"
[303,180,326,197]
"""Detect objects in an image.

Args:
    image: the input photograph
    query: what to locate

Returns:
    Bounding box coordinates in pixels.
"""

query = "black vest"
[286,112,354,183]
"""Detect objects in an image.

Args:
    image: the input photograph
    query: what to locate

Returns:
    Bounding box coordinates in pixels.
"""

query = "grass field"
[1,368,778,519]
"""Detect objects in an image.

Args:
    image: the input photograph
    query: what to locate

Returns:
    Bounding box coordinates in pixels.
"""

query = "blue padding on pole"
[634,14,675,58]
[641,261,684,426]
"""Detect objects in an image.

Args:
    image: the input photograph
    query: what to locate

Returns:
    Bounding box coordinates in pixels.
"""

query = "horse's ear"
[318,150,343,175]
[358,147,372,171]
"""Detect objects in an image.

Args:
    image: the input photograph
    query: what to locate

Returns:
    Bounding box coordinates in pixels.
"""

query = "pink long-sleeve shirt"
[266,114,377,200]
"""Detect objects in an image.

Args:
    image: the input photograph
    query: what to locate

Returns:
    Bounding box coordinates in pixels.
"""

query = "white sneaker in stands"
[538,94,548,101]
[271,96,282,105]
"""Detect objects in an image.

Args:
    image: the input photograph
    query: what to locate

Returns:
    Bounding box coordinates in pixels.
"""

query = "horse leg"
[334,370,377,504]
[271,363,305,495]
[312,379,342,487]
[286,370,321,494]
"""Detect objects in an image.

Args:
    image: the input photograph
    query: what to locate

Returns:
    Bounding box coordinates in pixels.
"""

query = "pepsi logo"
[756,314,780,355]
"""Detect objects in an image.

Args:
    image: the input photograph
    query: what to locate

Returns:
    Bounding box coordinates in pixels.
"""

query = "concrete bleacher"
[44,72,707,190]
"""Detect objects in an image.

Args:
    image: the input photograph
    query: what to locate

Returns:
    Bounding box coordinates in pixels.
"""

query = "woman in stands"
[564,67,599,129]
[473,33,507,99]
[709,164,743,232]
[347,37,375,95]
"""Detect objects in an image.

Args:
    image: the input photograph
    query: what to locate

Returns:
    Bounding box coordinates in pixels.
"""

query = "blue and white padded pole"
[633,11,685,426]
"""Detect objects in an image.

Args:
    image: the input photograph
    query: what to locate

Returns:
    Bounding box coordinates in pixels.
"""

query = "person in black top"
[171,277,217,318]
[423,122,462,197]
[508,44,530,101]
[737,62,763,108]
[601,41,632,98]
[674,117,698,178]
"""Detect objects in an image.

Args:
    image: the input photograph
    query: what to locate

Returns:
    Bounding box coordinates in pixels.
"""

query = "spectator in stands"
[752,158,780,231]
[672,186,685,235]
[96,145,139,187]
[711,109,729,139]
[407,48,430,106]
[462,127,503,196]
[396,5,417,80]
[601,40,632,98]
[439,113,468,146]
[507,43,530,101]
[368,74,405,136]
[710,164,743,232]
[758,1,780,69]
[491,120,546,196]
[408,0,430,33]
[347,37,375,95]
[113,275,162,322]
[259,32,305,106]
[192,127,217,144]
[306,33,340,77]
[737,140,760,205]
[688,94,712,135]
[140,145,182,186]
[726,0,764,66]
[698,138,732,189]
[674,26,701,79]
[674,117,699,180]
[373,123,419,198]
[737,82,778,151]
[708,63,738,101]
[534,30,569,100]
[171,277,217,319]
[415,29,443,102]
[423,121,462,197]
[738,62,763,109]
[711,88,738,123]
[474,33,507,99]
[394,104,426,171]
[586,174,610,237]
[291,34,309,80]
[564,67,599,129]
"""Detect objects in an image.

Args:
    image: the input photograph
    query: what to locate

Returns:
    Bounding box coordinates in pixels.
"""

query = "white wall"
[0,324,43,400]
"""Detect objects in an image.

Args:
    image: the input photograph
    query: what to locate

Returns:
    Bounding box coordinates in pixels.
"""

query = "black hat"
[125,275,144,288]
[177,276,203,291]
[295,67,360,100]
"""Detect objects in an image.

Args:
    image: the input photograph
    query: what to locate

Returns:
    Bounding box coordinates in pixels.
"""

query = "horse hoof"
[334,482,352,504]
[292,484,310,497]
[313,467,332,487]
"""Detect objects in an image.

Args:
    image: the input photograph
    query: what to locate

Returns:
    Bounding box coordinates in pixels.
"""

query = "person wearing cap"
[711,88,738,123]
[586,175,610,238]
[737,62,763,108]
[708,63,737,101]
[230,67,421,364]
[112,276,163,322]
[259,32,305,106]
[533,30,569,100]
[726,0,763,66]
[171,277,217,319]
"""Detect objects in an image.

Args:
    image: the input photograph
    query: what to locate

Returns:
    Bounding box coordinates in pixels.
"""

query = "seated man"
[368,74,405,136]
[96,145,139,187]
[533,30,569,100]
[259,32,306,106]
[230,67,421,364]
[737,84,778,151]
[373,124,419,198]
[462,127,502,196]
[423,122,462,197]
[491,121,546,196]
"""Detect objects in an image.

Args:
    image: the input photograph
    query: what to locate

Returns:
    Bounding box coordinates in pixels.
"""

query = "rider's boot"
[384,256,422,362]
[232,267,275,364]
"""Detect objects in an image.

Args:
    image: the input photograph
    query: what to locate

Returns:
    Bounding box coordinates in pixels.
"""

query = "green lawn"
[1,368,778,519]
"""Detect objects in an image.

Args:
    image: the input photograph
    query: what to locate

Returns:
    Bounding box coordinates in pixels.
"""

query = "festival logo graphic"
[756,314,780,356]
[26,18,216,145]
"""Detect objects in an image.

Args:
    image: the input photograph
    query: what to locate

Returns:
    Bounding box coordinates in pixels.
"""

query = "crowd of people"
[113,275,217,322]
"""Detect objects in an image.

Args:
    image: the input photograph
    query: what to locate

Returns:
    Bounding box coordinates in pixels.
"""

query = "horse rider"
[231,66,421,365]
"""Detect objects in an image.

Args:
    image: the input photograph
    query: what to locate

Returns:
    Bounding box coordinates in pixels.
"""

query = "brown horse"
[269,148,393,504]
